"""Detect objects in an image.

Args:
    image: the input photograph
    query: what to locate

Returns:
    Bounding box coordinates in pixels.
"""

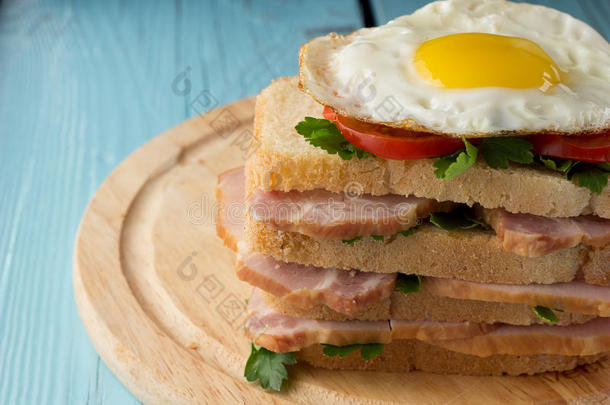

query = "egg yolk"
[414,33,561,92]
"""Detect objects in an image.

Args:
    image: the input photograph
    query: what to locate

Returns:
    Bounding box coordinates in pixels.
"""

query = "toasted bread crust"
[297,340,607,376]
[259,290,596,326]
[248,77,610,218]
[246,214,610,286]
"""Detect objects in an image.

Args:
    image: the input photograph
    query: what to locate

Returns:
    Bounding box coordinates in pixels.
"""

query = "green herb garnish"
[295,117,374,160]
[244,344,296,391]
[322,343,384,361]
[395,274,422,296]
[532,306,559,324]
[538,156,577,174]
[433,138,478,180]
[568,164,609,194]
[398,228,416,237]
[537,157,609,194]
[342,236,363,245]
[478,137,534,169]
[429,207,488,232]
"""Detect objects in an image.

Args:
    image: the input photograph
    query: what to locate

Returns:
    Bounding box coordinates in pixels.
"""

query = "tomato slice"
[323,107,464,160]
[528,133,610,164]
[323,107,610,163]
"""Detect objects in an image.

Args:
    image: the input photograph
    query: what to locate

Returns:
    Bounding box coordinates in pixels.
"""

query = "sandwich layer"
[217,171,608,323]
[297,340,607,376]
[260,290,596,326]
[248,77,610,218]
[247,289,610,357]
[218,166,609,286]
[236,250,602,324]
[247,216,609,285]
[249,179,610,258]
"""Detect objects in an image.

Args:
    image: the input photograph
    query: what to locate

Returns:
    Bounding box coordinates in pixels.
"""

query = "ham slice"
[479,207,610,257]
[435,317,610,357]
[237,252,396,315]
[425,277,610,317]
[216,167,245,250]
[249,188,454,240]
[390,320,497,341]
[245,289,392,353]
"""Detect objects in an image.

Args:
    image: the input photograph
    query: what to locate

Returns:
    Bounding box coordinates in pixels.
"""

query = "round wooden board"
[74,98,610,405]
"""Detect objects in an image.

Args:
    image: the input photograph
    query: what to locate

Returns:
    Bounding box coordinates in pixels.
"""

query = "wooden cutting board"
[73,98,610,405]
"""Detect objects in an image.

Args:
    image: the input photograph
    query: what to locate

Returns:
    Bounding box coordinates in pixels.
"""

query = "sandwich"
[216,0,610,391]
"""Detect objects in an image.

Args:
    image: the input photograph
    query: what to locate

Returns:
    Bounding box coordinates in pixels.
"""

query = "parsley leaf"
[532,306,559,324]
[537,156,577,174]
[395,274,422,295]
[295,117,374,160]
[342,236,362,245]
[429,207,489,232]
[321,343,360,357]
[360,344,385,360]
[569,166,609,194]
[244,344,296,391]
[433,138,478,180]
[433,151,460,179]
[346,229,417,243]
[398,228,416,237]
[538,158,609,194]
[478,137,534,169]
[322,343,384,361]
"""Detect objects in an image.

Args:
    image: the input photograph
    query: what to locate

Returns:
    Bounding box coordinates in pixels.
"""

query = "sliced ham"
[238,249,610,318]
[237,252,396,315]
[216,167,245,250]
[390,319,497,341]
[479,207,610,257]
[245,289,391,353]
[249,188,454,240]
[434,317,610,357]
[425,277,610,317]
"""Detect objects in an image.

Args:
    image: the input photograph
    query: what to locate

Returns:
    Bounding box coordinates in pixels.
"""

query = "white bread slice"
[246,214,610,286]
[259,290,596,326]
[247,77,610,219]
[297,340,607,376]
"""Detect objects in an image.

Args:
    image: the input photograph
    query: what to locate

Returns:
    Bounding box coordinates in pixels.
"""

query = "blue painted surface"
[0,1,608,404]
[372,0,610,40]
[0,1,361,403]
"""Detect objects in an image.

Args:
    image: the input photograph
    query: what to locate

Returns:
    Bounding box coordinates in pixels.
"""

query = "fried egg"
[299,0,610,136]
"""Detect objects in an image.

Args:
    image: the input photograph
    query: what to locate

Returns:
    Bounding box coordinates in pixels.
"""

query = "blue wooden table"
[0,1,607,403]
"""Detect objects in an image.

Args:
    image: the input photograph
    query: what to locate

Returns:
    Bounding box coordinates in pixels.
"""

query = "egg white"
[299,0,610,136]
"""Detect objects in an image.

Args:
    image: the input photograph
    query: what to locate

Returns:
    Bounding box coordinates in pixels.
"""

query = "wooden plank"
[0,1,362,404]
[371,0,609,40]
